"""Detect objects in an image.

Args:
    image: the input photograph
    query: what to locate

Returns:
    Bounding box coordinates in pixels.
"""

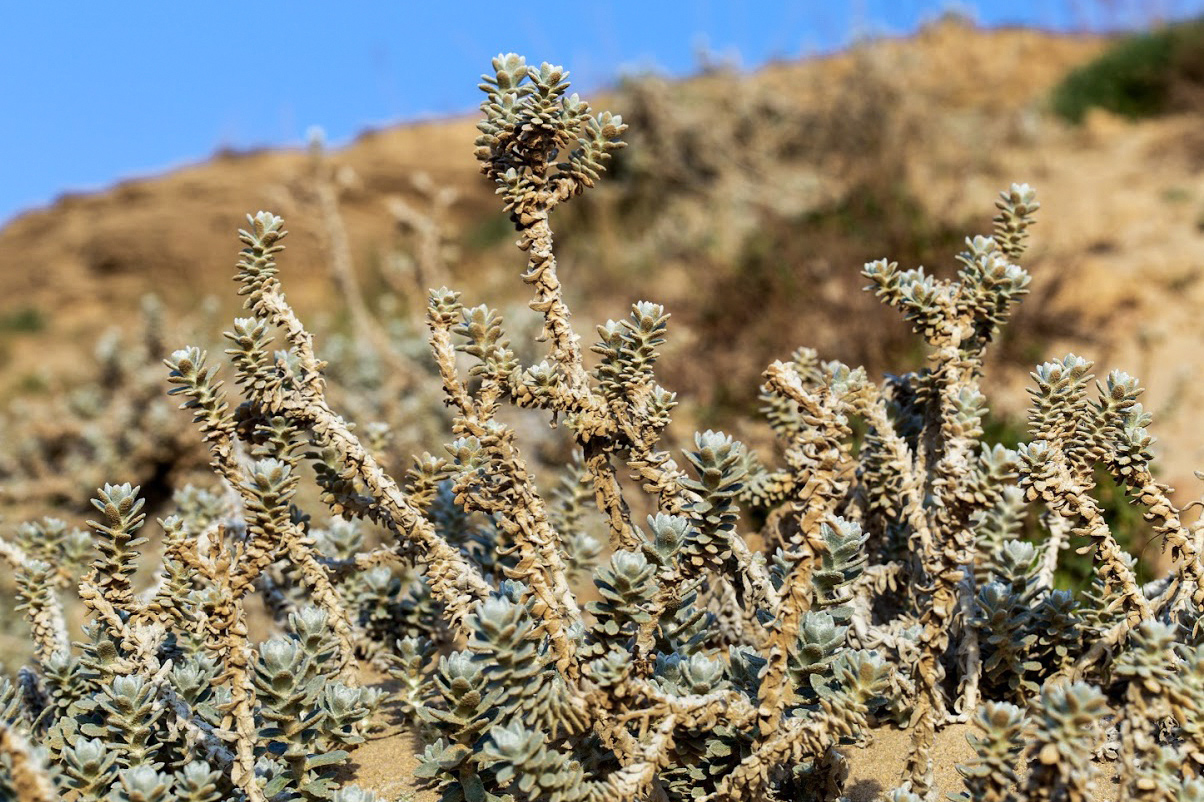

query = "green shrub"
[0,306,45,334]
[1052,16,1204,123]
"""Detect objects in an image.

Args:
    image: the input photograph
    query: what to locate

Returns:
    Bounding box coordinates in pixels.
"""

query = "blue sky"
[1,1,1200,226]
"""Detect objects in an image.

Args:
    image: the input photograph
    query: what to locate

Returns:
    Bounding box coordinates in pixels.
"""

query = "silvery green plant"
[2,52,1204,802]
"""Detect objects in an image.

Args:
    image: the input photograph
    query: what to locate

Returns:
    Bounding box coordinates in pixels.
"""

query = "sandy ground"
[349,726,436,802]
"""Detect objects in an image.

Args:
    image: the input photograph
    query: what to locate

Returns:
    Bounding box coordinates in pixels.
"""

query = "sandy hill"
[3,18,1204,501]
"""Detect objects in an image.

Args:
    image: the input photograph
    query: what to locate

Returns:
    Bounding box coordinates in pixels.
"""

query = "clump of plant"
[1052,15,1204,123]
[2,52,1204,802]
[0,296,209,519]
[564,45,971,417]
